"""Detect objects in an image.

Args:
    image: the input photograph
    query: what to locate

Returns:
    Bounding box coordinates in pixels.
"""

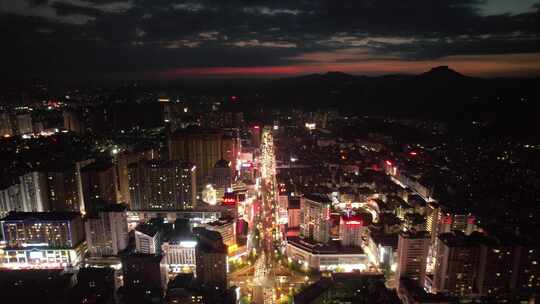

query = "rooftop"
[287,236,364,255]
[193,226,223,242]
[135,223,160,237]
[303,193,332,204]
[399,277,457,303]
[400,230,430,239]
[1,211,81,222]
[438,231,487,247]
[288,197,301,209]
[81,161,113,172]
[293,278,333,304]
[214,159,230,168]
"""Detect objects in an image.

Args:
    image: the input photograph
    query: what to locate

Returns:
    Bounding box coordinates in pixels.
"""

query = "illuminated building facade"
[251,125,261,147]
[0,212,85,268]
[162,239,197,273]
[85,204,128,257]
[81,161,118,210]
[116,148,157,207]
[204,218,236,247]
[135,223,162,255]
[193,227,227,289]
[128,160,196,210]
[0,171,49,215]
[339,214,368,247]
[429,232,540,297]
[212,159,232,190]
[16,113,33,135]
[0,112,14,136]
[221,128,241,175]
[432,232,481,296]
[168,128,224,187]
[46,165,81,212]
[122,253,169,296]
[286,237,369,272]
[287,198,301,229]
[63,109,85,133]
[300,194,331,244]
[396,231,430,291]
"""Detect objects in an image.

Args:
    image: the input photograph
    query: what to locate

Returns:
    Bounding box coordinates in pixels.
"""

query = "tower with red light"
[339,214,368,247]
[251,125,261,147]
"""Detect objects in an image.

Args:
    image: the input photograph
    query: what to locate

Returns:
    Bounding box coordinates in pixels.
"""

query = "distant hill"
[417,66,467,81]
[252,66,540,138]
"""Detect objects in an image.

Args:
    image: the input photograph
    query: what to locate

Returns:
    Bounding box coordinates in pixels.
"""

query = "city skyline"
[1,1,540,304]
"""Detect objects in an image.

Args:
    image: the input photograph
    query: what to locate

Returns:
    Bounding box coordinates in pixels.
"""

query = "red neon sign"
[345,220,363,226]
[442,215,453,225]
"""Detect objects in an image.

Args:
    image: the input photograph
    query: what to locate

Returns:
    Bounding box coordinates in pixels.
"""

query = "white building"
[0,172,49,215]
[204,219,236,247]
[286,237,369,272]
[162,239,197,273]
[85,204,129,257]
[300,194,331,243]
[135,224,161,254]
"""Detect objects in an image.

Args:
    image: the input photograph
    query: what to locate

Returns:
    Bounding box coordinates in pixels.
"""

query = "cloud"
[172,2,205,12]
[1,1,95,24]
[0,0,133,24]
[478,0,539,16]
[229,39,297,48]
[162,40,201,48]
[198,31,219,40]
[243,6,300,16]
[59,0,133,13]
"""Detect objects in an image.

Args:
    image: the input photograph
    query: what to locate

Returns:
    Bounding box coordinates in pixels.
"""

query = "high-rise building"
[339,214,369,247]
[116,147,157,206]
[122,253,169,297]
[168,128,223,186]
[396,231,430,290]
[300,194,331,243]
[75,158,95,214]
[81,161,118,211]
[0,211,85,268]
[212,159,232,190]
[0,171,49,214]
[287,197,301,229]
[429,232,540,298]
[193,227,227,290]
[19,171,49,211]
[513,243,540,292]
[63,109,85,133]
[0,112,14,136]
[16,113,33,135]
[251,125,261,147]
[222,128,241,174]
[432,232,481,296]
[85,204,129,257]
[46,164,81,212]
[205,218,236,247]
[128,160,196,211]
[135,223,162,255]
[162,237,197,273]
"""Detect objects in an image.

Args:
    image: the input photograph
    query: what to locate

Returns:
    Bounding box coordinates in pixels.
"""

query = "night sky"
[2,0,540,81]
